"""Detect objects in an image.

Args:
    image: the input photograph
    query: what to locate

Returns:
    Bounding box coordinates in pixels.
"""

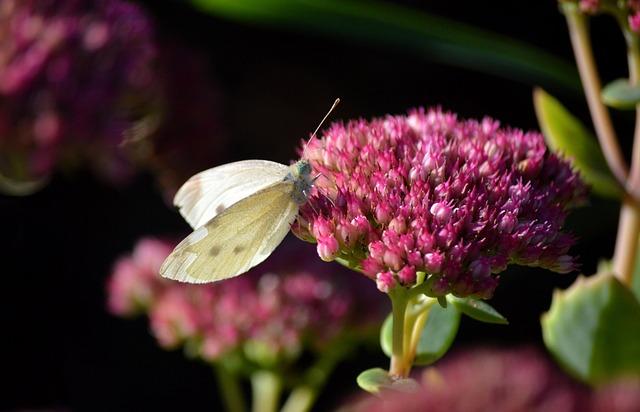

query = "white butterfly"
[159,159,315,283]
[160,99,340,284]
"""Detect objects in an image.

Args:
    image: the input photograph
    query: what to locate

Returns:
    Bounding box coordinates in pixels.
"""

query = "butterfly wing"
[174,160,290,229]
[160,181,299,283]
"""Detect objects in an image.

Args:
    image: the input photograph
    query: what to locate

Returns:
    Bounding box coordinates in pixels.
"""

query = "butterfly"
[159,99,339,283]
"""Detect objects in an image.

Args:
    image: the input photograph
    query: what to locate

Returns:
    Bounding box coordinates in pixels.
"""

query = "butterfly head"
[286,159,314,204]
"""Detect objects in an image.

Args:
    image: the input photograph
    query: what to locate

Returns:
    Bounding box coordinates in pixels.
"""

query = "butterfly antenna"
[303,98,340,155]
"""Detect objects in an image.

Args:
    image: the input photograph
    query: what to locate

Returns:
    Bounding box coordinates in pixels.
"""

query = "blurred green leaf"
[602,78,640,110]
[541,272,640,385]
[191,0,580,92]
[0,173,46,196]
[533,88,623,199]
[356,368,392,394]
[447,296,508,325]
[380,303,460,366]
[356,367,420,394]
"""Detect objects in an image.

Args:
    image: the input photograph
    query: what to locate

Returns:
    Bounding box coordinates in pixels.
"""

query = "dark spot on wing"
[232,245,245,254]
[210,246,221,256]
[216,204,226,214]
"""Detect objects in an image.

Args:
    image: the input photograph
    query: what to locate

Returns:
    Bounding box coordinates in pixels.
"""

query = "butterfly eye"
[298,160,312,176]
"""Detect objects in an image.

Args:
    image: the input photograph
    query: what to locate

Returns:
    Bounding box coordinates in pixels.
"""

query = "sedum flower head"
[0,0,157,184]
[293,108,586,298]
[107,237,385,366]
[349,347,640,412]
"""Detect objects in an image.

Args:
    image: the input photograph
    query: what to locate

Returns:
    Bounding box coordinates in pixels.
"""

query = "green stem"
[564,3,640,286]
[215,364,247,412]
[388,288,410,377]
[611,29,640,287]
[563,5,629,185]
[280,386,316,412]
[250,371,282,412]
[280,339,352,412]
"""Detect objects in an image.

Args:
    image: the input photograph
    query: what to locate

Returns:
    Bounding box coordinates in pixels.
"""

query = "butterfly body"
[159,159,313,283]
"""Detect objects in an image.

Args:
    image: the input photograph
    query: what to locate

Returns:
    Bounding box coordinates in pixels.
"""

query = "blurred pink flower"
[0,0,158,185]
[0,0,227,195]
[106,238,173,315]
[293,108,586,298]
[106,237,386,366]
[350,347,640,412]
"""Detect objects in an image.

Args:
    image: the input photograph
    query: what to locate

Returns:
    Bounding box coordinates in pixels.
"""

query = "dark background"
[1,0,626,410]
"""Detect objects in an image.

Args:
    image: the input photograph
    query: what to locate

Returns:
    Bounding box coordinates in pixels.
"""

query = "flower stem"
[611,29,640,286]
[388,287,410,377]
[215,364,247,412]
[563,5,629,185]
[250,371,282,412]
[281,339,351,412]
[280,386,316,412]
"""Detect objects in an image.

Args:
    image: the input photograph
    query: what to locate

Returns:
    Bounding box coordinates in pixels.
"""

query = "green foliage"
[533,88,623,199]
[447,296,508,324]
[602,78,640,109]
[191,0,580,92]
[380,302,461,366]
[542,272,640,385]
[356,368,391,394]
[356,367,419,394]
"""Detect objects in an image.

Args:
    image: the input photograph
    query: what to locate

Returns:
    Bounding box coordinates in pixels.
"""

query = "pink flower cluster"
[351,347,640,412]
[0,0,157,184]
[571,0,640,33]
[107,237,385,364]
[629,1,640,31]
[293,108,585,298]
[0,0,226,194]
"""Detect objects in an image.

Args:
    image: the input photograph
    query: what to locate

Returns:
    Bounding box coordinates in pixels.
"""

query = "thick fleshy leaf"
[448,296,508,324]
[356,368,393,394]
[380,303,461,366]
[602,78,640,110]
[356,368,420,394]
[414,303,461,365]
[191,0,580,92]
[542,272,640,384]
[533,88,623,199]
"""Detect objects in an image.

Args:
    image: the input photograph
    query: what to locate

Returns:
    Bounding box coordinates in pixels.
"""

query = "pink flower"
[350,347,640,412]
[579,0,601,13]
[293,108,586,298]
[106,237,387,365]
[629,12,640,32]
[106,238,173,315]
[0,0,157,185]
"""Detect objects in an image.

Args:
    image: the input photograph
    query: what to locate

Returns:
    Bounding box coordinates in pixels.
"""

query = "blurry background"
[0,0,627,410]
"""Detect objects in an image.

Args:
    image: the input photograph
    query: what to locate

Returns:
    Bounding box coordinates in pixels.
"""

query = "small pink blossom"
[350,347,640,412]
[294,108,586,298]
[106,237,386,365]
[629,12,640,32]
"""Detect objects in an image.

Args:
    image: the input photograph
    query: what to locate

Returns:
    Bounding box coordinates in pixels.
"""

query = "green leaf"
[533,88,623,199]
[602,78,640,110]
[356,368,420,394]
[448,296,508,324]
[356,368,392,394]
[380,303,461,366]
[191,0,580,92]
[541,272,640,384]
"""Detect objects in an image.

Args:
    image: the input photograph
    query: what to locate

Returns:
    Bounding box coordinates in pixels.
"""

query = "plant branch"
[250,371,282,412]
[564,5,629,185]
[388,288,410,377]
[611,29,640,286]
[215,364,247,412]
